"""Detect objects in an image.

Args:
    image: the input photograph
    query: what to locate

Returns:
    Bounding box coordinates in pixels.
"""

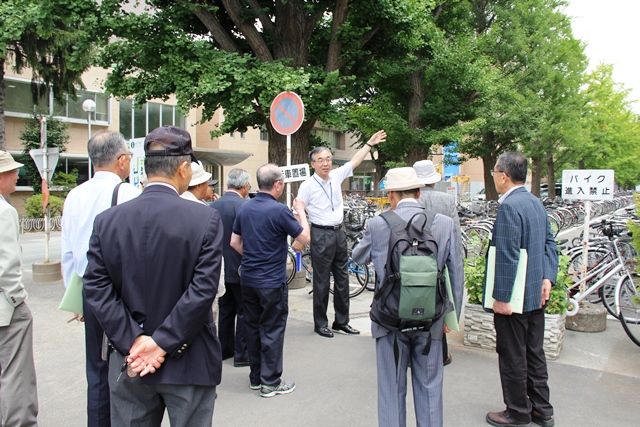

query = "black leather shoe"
[314,326,334,338]
[532,411,554,427]
[444,353,452,366]
[332,323,360,335]
[486,410,531,426]
[234,359,250,367]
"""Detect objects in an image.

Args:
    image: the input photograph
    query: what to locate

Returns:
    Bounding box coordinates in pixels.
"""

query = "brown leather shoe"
[486,410,531,426]
[532,410,554,427]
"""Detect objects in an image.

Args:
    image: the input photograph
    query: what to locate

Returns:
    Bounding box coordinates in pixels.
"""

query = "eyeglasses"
[490,169,505,177]
[119,152,134,159]
[314,157,332,165]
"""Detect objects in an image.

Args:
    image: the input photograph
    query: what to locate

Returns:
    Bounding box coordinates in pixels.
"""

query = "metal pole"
[42,117,50,263]
[87,112,92,179]
[580,200,591,295]
[286,133,292,208]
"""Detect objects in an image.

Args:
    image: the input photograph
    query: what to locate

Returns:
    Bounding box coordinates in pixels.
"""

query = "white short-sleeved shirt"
[297,162,353,226]
[61,171,141,287]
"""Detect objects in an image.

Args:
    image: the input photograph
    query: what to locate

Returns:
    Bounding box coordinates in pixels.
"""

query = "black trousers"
[494,309,553,423]
[241,284,289,387]
[218,282,248,362]
[83,297,110,427]
[310,226,350,329]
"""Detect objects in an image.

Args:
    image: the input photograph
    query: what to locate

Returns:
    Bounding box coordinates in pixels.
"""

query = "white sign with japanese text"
[561,169,615,200]
[280,164,310,183]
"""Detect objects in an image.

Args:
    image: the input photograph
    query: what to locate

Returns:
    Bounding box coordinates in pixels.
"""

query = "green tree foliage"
[0,0,96,150]
[93,0,428,167]
[19,114,70,194]
[575,65,640,188]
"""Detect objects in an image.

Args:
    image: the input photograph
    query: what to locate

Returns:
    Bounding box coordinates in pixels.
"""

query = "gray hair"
[227,168,251,189]
[87,130,128,168]
[309,146,331,163]
[496,152,528,184]
[144,142,191,179]
[256,164,283,191]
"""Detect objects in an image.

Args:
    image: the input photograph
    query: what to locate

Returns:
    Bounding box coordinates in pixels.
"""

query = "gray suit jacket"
[0,199,27,326]
[417,186,461,237]
[352,200,464,339]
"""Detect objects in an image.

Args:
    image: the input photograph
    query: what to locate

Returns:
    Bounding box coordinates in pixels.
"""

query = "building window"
[119,100,186,140]
[230,132,235,138]
[240,132,245,139]
[351,174,373,191]
[260,125,269,141]
[313,129,342,150]
[5,78,109,123]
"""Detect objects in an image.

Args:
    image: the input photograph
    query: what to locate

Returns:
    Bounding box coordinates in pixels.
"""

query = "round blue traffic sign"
[270,92,305,135]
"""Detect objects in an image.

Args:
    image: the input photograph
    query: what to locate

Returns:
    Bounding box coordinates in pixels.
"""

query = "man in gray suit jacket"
[414,159,461,367]
[486,152,558,427]
[353,167,464,427]
[0,152,38,427]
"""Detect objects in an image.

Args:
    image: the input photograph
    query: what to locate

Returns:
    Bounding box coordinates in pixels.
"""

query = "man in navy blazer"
[486,152,558,427]
[84,126,223,427]
[210,168,252,366]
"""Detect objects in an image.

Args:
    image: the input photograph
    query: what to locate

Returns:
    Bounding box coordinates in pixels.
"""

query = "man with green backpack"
[352,167,464,427]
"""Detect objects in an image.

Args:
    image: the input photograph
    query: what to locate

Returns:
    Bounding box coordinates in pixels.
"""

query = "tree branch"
[326,0,349,73]
[247,0,275,34]
[193,6,240,53]
[221,0,273,62]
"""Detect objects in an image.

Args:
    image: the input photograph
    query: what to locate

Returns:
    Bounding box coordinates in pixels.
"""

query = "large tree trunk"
[403,68,430,165]
[546,151,556,198]
[0,59,5,151]
[530,155,542,197]
[482,132,499,200]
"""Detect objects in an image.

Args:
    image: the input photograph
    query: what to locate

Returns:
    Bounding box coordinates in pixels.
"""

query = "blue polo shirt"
[233,192,303,288]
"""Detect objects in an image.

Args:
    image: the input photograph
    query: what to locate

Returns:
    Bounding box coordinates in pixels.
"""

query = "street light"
[82,99,96,179]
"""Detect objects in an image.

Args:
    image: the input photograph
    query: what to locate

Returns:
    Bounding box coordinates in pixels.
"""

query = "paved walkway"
[19,232,639,426]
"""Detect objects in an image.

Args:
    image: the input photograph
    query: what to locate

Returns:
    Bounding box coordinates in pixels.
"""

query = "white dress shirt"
[297,162,353,226]
[61,171,141,287]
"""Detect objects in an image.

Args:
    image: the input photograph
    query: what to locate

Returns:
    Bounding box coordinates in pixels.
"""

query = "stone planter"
[463,302,566,360]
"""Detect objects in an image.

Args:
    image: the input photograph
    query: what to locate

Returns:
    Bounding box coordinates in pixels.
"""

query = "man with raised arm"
[295,130,386,338]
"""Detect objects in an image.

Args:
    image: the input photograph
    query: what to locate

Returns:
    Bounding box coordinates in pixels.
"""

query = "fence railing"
[19,215,62,234]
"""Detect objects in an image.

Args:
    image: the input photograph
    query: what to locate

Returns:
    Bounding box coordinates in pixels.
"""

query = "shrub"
[464,251,569,315]
[24,194,64,218]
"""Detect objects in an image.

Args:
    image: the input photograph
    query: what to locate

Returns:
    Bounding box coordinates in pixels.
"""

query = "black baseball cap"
[144,126,198,162]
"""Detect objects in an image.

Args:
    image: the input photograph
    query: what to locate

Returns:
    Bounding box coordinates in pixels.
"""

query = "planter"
[463,302,566,361]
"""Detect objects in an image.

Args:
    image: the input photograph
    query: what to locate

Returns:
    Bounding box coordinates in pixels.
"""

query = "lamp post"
[82,99,96,179]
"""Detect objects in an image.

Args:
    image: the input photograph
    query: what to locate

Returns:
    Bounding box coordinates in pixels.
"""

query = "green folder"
[483,247,528,314]
[443,265,459,332]
[58,272,84,314]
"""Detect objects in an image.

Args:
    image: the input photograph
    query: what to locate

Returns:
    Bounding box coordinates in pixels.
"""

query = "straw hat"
[383,167,425,192]
[0,151,24,174]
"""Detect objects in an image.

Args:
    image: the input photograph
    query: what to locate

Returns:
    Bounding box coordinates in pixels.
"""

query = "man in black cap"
[84,125,224,426]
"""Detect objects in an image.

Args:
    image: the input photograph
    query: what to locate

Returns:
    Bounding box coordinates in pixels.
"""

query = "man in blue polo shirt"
[230,164,310,398]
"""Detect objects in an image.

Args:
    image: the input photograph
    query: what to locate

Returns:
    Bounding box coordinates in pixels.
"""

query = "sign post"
[270,92,304,208]
[562,169,615,294]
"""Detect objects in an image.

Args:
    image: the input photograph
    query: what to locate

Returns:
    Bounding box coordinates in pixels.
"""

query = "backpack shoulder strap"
[422,208,436,230]
[380,210,405,230]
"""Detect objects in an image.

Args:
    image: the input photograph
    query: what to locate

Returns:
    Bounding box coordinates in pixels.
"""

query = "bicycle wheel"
[301,252,313,283]
[600,277,620,319]
[617,276,640,347]
[285,250,296,285]
[365,264,376,291]
[347,257,368,297]
[328,255,369,298]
